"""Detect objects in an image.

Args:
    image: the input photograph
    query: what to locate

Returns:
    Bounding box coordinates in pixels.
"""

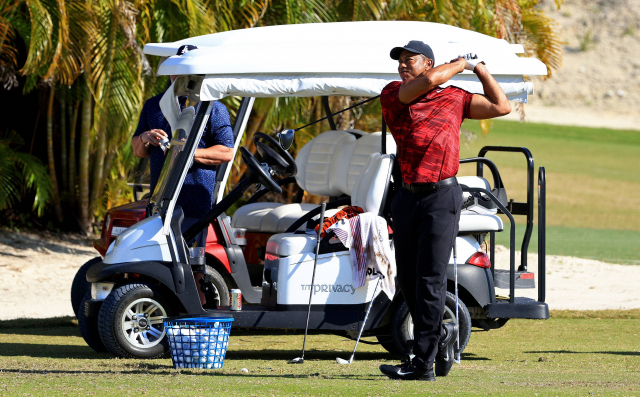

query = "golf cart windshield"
[149,121,191,211]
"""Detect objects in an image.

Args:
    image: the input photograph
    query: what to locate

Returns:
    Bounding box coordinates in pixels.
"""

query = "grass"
[493,224,640,265]
[0,315,639,395]
[459,120,640,265]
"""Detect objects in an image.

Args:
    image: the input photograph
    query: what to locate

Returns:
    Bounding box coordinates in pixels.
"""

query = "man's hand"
[458,53,485,72]
[132,129,169,158]
[140,129,168,146]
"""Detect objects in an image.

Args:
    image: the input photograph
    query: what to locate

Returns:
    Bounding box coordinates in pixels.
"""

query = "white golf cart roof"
[143,21,547,103]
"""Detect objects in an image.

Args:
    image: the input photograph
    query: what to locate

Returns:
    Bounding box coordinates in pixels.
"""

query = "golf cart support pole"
[212,97,255,204]
[538,167,546,303]
[321,96,337,130]
[477,146,535,272]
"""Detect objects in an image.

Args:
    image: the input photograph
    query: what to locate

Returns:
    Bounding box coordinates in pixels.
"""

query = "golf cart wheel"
[202,265,230,309]
[77,293,108,352]
[382,292,472,357]
[97,283,174,359]
[71,257,102,318]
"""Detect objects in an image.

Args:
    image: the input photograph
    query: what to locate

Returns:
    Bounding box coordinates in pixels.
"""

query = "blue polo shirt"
[133,93,234,218]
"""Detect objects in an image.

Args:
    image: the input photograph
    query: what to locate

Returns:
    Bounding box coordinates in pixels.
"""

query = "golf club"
[453,240,461,364]
[288,202,327,364]
[336,276,381,365]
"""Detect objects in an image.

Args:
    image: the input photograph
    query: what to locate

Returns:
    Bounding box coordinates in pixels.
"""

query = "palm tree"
[0,131,52,217]
[6,0,563,230]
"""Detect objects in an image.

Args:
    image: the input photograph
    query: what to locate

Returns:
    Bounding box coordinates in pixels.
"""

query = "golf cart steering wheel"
[240,147,283,195]
[253,132,297,177]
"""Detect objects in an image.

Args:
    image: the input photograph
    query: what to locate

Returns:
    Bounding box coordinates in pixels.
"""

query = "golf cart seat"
[266,152,394,257]
[457,176,504,233]
[231,130,397,234]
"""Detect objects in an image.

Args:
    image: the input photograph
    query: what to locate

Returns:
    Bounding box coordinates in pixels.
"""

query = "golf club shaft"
[300,202,327,359]
[349,276,381,361]
[454,240,460,363]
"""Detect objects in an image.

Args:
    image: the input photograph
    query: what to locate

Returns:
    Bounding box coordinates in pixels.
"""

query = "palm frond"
[0,131,52,216]
[20,0,55,77]
[520,7,563,77]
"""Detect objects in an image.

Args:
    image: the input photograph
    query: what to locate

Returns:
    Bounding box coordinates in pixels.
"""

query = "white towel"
[327,213,396,299]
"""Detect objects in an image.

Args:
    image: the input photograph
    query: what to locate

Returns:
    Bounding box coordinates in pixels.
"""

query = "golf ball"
[241,368,249,373]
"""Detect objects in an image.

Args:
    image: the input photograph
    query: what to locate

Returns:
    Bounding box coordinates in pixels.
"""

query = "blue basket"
[163,317,234,369]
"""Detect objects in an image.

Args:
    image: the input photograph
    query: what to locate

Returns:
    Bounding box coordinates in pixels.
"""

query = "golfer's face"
[397,50,430,81]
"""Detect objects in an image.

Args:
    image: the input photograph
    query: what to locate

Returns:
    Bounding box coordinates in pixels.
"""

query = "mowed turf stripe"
[492,224,640,265]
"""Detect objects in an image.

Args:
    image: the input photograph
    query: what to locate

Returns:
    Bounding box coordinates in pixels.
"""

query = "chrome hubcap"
[121,298,167,348]
[404,305,456,340]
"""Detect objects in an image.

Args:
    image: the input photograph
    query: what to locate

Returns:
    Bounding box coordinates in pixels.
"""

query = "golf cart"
[77,21,550,360]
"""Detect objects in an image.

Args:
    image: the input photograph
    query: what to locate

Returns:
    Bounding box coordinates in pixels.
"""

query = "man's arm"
[468,63,511,119]
[193,145,234,166]
[398,58,466,104]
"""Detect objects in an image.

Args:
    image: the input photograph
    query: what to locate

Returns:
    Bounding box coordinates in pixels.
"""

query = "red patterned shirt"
[381,82,473,184]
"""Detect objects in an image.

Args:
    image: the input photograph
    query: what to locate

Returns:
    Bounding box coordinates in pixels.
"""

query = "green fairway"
[1,315,639,396]
[459,120,640,265]
[493,224,640,265]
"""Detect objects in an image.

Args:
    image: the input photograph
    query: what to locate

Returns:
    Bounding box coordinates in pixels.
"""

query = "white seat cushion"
[266,233,317,257]
[458,213,503,233]
[351,153,393,214]
[295,130,356,197]
[457,176,491,201]
[232,130,397,233]
[263,205,339,233]
[231,202,283,230]
[347,132,396,194]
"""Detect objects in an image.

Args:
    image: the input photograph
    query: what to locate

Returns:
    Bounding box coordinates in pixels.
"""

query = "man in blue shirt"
[132,89,234,226]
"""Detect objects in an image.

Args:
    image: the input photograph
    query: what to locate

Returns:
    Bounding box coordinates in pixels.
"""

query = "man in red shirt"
[379,41,511,381]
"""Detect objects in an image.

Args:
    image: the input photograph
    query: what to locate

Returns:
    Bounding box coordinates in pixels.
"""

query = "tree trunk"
[97,118,122,209]
[78,89,92,235]
[47,86,64,223]
[68,100,79,206]
[60,87,68,192]
[90,107,107,211]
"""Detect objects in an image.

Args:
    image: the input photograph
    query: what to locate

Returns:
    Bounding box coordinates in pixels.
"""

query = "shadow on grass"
[0,342,110,359]
[225,350,489,361]
[526,350,640,356]
[0,317,79,337]
[0,367,389,380]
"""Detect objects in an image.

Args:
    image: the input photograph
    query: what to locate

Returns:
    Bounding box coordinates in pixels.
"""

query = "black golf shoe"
[380,358,435,381]
[435,322,459,377]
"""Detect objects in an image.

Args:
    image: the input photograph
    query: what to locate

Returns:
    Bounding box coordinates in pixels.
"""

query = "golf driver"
[453,240,461,364]
[288,202,327,364]
[336,276,381,365]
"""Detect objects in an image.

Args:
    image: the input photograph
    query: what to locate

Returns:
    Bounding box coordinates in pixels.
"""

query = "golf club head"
[278,129,295,151]
[288,357,304,364]
[336,357,351,365]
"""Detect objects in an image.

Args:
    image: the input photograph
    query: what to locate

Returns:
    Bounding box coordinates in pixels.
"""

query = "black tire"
[381,292,472,356]
[77,293,108,353]
[71,257,102,318]
[202,265,230,309]
[98,283,174,359]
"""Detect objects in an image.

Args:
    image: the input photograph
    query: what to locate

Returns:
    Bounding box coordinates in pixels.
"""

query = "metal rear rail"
[460,146,548,319]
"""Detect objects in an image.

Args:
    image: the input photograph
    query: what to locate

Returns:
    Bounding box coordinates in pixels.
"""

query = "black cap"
[390,40,435,64]
[176,44,198,56]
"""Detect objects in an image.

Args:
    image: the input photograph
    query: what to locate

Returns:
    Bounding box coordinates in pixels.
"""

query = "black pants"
[391,183,462,364]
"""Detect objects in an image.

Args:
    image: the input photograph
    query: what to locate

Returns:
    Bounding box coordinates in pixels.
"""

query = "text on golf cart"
[300,284,357,295]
